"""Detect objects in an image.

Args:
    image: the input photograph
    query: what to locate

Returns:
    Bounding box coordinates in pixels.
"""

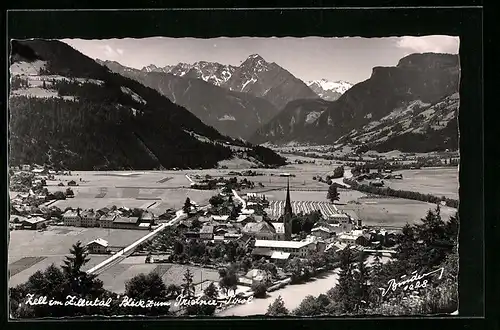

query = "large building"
[112,216,140,229]
[21,216,50,230]
[80,210,98,227]
[253,239,316,258]
[62,210,81,227]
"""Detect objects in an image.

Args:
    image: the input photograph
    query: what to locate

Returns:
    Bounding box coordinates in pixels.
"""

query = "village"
[9,163,401,315]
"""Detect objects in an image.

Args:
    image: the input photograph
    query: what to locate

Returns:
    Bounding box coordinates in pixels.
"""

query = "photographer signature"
[381,267,444,298]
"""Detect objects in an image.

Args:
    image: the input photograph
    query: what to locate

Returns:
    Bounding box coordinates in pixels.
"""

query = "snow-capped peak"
[307,79,353,94]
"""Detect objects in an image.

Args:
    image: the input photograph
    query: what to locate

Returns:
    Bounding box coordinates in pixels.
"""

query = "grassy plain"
[8,226,146,287]
[385,168,458,199]
[97,259,220,294]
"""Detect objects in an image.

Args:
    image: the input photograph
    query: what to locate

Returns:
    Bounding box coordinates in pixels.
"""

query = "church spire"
[284,177,293,216]
[283,177,293,240]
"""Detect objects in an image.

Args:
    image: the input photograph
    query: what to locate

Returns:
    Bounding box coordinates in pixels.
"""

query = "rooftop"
[243,222,276,234]
[254,240,313,249]
[87,238,109,247]
[200,225,214,234]
[270,251,291,260]
[113,216,140,224]
[23,216,48,224]
[99,214,117,221]
[270,222,285,234]
[312,226,332,233]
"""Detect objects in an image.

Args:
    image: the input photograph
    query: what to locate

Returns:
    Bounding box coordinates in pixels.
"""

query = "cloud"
[100,44,124,58]
[396,36,459,54]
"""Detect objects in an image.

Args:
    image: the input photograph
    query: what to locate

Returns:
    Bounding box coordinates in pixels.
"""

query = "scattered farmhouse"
[86,238,109,254]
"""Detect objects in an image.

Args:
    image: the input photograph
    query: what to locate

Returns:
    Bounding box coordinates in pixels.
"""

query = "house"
[253,240,316,258]
[62,210,81,227]
[112,216,140,229]
[80,210,98,227]
[32,168,47,175]
[212,215,230,222]
[96,207,111,216]
[21,216,50,230]
[270,251,291,264]
[98,214,117,228]
[235,214,254,226]
[311,226,333,239]
[141,211,156,225]
[342,210,362,227]
[86,238,109,254]
[21,164,31,171]
[242,222,280,240]
[224,233,241,241]
[327,214,352,232]
[185,231,200,239]
[270,223,286,240]
[240,269,268,286]
[214,227,229,236]
[235,233,254,248]
[10,215,29,224]
[338,230,370,245]
[199,225,215,240]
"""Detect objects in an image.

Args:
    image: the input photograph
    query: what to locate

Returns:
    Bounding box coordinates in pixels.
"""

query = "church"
[250,177,317,261]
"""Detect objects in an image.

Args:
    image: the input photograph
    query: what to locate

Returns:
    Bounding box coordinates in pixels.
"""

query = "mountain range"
[306,79,353,101]
[250,53,460,152]
[98,60,280,139]
[8,40,286,170]
[138,54,320,111]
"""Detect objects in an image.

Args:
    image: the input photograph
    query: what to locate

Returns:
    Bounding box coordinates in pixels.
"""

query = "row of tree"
[344,178,459,208]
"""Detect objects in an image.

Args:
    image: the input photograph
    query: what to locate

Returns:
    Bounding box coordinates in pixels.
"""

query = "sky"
[61,36,459,84]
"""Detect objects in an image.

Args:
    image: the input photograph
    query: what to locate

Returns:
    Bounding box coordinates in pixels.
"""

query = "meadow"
[385,168,459,199]
[8,226,146,287]
[96,258,220,294]
[337,198,457,228]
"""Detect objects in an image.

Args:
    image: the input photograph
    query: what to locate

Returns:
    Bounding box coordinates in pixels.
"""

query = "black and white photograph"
[8,34,461,318]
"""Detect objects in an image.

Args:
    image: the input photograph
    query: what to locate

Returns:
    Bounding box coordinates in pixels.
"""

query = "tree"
[204,282,219,300]
[191,217,202,229]
[181,268,195,297]
[166,284,182,299]
[330,246,357,313]
[125,272,167,300]
[209,195,224,208]
[61,241,101,296]
[124,272,169,316]
[65,188,74,196]
[294,295,323,316]
[252,282,267,298]
[183,197,192,214]
[353,254,370,312]
[218,266,238,296]
[266,296,289,316]
[327,184,340,203]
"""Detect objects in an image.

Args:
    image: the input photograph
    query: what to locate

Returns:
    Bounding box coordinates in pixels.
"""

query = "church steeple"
[284,177,293,216]
[283,177,293,240]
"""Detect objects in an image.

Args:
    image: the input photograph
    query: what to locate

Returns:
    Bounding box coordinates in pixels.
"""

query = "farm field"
[97,259,220,294]
[385,168,458,199]
[266,200,338,219]
[8,226,146,287]
[337,198,457,228]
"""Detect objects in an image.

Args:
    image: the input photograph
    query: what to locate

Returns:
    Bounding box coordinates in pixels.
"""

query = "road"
[86,209,186,275]
[217,269,340,316]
